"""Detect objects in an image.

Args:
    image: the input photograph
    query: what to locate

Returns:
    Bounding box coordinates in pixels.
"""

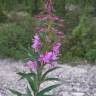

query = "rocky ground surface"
[0,59,96,96]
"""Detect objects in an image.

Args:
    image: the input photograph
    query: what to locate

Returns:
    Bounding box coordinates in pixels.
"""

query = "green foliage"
[0,9,8,23]
[0,0,43,15]
[64,11,80,33]
[54,0,66,17]
[9,89,23,96]
[86,49,96,62]
[0,16,34,59]
[41,67,60,81]
[10,66,60,96]
[62,14,96,63]
[37,84,60,96]
[0,0,96,63]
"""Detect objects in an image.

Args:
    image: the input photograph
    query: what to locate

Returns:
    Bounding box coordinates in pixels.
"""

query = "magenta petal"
[36,27,45,33]
[39,51,53,63]
[27,60,37,71]
[34,15,48,20]
[32,34,40,52]
[51,16,59,21]
[52,42,61,54]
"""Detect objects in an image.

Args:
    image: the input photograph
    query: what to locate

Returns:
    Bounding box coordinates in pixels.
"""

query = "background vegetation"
[0,0,96,63]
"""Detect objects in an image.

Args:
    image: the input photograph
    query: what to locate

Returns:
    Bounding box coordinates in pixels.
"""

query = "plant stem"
[34,64,43,96]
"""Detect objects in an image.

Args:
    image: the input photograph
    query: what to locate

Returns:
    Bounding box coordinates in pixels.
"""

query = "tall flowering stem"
[10,0,64,96]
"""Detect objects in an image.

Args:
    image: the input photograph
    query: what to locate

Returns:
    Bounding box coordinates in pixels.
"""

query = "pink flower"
[58,19,64,27]
[59,19,64,23]
[51,28,64,39]
[32,34,40,52]
[45,0,53,14]
[51,15,59,21]
[34,15,48,20]
[51,27,58,33]
[56,32,64,39]
[56,31,64,36]
[47,62,58,69]
[39,51,53,63]
[51,52,58,60]
[36,27,45,33]
[27,60,37,71]
[52,42,61,54]
[58,23,64,27]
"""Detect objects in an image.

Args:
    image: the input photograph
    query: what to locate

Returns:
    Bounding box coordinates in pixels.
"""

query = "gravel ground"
[0,59,96,96]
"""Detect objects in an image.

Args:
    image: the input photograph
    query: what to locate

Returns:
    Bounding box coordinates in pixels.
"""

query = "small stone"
[59,92,70,96]
[94,93,96,96]
[71,92,84,96]
[0,93,2,96]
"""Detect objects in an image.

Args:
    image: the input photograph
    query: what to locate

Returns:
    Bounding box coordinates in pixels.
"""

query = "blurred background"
[0,0,96,64]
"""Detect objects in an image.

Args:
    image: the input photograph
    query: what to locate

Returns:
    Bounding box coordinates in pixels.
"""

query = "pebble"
[0,59,96,96]
[0,93,2,96]
[71,92,84,96]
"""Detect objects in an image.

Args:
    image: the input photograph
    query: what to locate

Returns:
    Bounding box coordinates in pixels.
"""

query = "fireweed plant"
[10,0,64,96]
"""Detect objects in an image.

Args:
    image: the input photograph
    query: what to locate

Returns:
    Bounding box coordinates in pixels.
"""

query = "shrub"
[61,14,96,63]
[10,0,62,96]
[0,10,8,23]
[0,17,34,59]
[64,11,80,33]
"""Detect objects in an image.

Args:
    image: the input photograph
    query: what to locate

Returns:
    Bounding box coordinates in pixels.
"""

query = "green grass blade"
[26,86,32,96]
[44,78,60,82]
[37,84,60,96]
[17,71,36,80]
[42,94,54,96]
[41,67,60,81]
[27,76,37,93]
[9,89,22,96]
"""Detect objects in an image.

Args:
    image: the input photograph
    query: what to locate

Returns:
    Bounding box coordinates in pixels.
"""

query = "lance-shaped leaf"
[17,71,37,93]
[25,86,32,96]
[37,84,60,96]
[41,67,60,81]
[26,76,37,93]
[28,52,36,60]
[17,71,36,80]
[9,89,23,96]
[41,95,54,96]
[20,46,36,60]
[44,77,60,82]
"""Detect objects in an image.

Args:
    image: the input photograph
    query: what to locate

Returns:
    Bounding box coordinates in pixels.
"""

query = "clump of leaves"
[9,0,64,96]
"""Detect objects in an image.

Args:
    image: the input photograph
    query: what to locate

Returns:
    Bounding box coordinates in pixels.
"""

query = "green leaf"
[17,71,37,93]
[20,46,36,60]
[41,67,60,81]
[27,76,37,93]
[39,32,46,41]
[26,86,32,96]
[9,89,22,96]
[37,84,60,96]
[28,52,36,60]
[19,46,29,53]
[22,94,27,96]
[44,78,60,82]
[17,71,36,80]
[42,95,54,96]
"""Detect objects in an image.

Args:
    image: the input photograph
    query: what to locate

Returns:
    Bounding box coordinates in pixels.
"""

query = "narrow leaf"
[9,89,22,96]
[17,71,36,80]
[42,67,60,81]
[28,52,36,60]
[17,72,37,93]
[37,84,60,96]
[42,95,54,96]
[27,76,37,93]
[26,86,32,96]
[20,46,36,60]
[44,78,60,82]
